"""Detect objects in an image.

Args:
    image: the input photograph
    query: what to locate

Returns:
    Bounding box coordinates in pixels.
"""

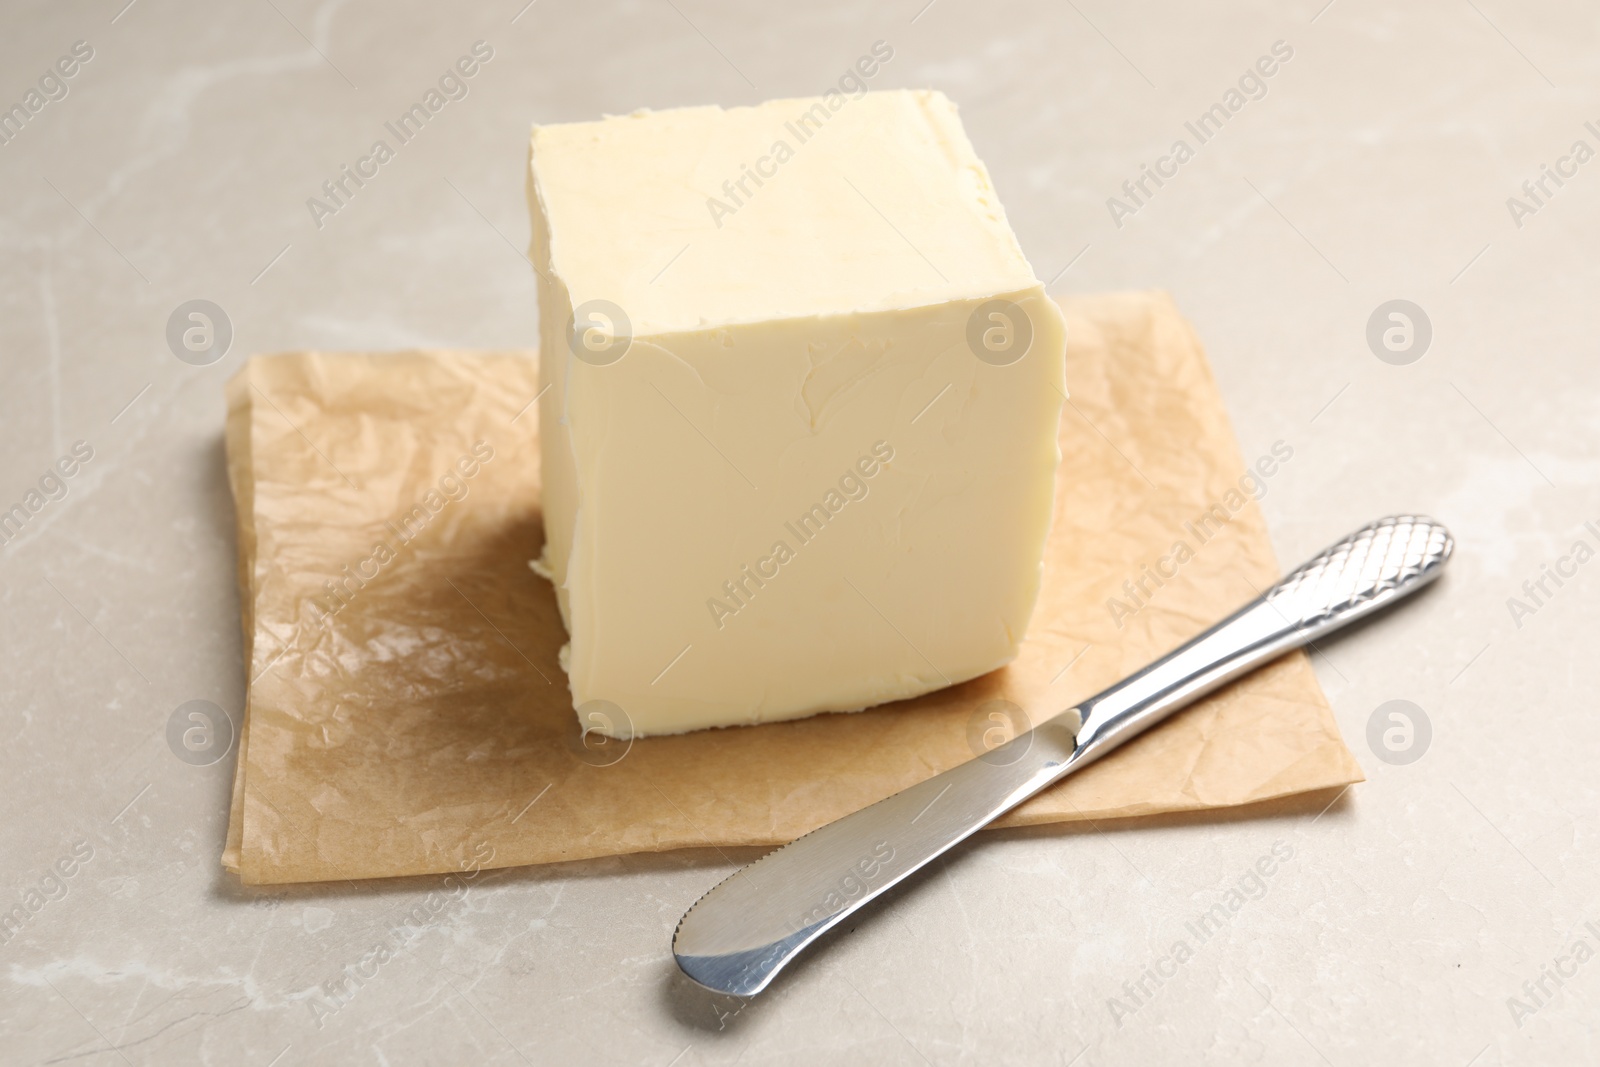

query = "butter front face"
[529,89,1066,736]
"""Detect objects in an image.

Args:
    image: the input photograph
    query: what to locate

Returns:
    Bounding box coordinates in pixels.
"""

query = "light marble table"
[2,0,1597,1063]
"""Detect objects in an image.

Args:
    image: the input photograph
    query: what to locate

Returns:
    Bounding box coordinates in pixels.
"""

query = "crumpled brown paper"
[222,291,1362,885]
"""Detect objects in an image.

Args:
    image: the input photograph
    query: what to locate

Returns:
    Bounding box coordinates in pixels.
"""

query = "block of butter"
[527,88,1066,736]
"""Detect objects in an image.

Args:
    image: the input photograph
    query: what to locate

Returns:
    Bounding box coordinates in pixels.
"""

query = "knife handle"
[1070,515,1454,762]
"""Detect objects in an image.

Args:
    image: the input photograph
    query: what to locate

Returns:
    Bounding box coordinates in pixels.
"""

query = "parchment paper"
[222,291,1362,885]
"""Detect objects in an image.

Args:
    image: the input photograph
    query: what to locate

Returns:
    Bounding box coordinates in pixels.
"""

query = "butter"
[528,89,1065,736]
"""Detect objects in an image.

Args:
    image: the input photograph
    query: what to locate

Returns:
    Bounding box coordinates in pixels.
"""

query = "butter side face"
[529,89,1066,736]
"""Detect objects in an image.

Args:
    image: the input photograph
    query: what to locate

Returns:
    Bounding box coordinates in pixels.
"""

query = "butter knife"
[673,515,1454,996]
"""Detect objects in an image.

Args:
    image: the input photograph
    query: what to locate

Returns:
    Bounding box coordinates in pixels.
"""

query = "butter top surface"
[529,89,1042,335]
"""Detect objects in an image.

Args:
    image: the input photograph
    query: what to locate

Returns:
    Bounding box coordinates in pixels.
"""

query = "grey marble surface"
[2,0,1597,1063]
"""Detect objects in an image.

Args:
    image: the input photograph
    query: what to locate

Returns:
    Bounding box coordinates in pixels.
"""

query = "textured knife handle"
[1264,515,1454,633]
[1074,514,1453,755]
